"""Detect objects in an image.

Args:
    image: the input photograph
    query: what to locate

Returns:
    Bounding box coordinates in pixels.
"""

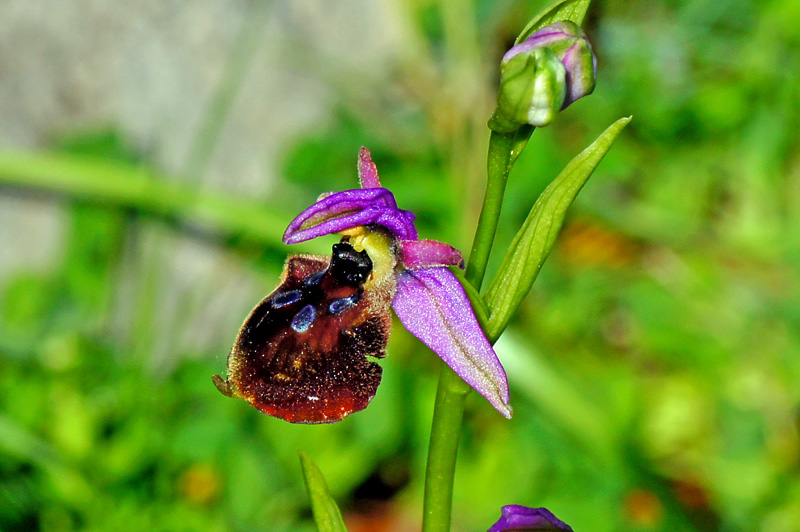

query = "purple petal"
[488,506,573,532]
[399,239,465,269]
[358,147,382,188]
[283,188,418,244]
[560,40,597,107]
[290,188,399,229]
[502,22,575,63]
[392,267,511,418]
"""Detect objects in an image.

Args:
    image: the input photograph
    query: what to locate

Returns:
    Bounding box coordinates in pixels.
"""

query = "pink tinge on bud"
[502,22,580,63]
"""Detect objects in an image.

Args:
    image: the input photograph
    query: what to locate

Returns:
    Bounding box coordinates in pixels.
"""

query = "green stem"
[465,127,534,289]
[422,364,471,532]
[422,126,532,532]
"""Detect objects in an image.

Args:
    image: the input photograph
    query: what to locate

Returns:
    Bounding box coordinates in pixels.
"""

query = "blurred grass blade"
[515,0,593,44]
[298,451,349,532]
[184,0,272,177]
[484,116,631,341]
[0,150,316,253]
[495,333,615,461]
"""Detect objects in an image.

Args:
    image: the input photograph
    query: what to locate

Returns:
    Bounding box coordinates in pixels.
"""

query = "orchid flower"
[488,505,573,532]
[214,147,510,423]
[284,147,512,419]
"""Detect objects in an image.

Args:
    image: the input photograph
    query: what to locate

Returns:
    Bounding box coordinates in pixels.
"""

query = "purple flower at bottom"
[488,506,573,532]
[283,147,511,419]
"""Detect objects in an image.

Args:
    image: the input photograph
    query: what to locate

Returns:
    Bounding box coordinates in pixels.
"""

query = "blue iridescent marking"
[329,293,360,315]
[271,289,302,308]
[291,304,316,333]
[304,271,325,286]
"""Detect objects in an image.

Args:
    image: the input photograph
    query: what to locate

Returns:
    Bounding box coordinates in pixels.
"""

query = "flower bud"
[490,21,597,132]
[491,47,566,131]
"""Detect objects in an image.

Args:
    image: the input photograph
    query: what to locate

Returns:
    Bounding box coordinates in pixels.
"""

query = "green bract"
[515,0,592,44]
[484,116,632,341]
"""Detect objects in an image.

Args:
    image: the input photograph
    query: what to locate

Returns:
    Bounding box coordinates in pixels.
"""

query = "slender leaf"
[484,116,631,341]
[453,269,491,328]
[298,451,349,532]
[515,0,593,44]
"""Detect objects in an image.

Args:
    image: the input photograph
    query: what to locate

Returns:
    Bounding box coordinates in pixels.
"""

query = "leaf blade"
[298,451,349,532]
[484,116,631,341]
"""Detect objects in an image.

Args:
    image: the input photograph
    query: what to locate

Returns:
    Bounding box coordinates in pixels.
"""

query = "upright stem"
[422,365,471,532]
[465,128,534,288]
[422,127,532,532]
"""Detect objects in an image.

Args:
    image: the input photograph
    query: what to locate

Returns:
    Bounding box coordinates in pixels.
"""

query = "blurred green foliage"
[1,0,800,531]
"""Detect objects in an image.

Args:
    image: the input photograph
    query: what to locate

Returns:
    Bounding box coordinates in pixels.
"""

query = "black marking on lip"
[220,240,393,424]
[330,243,372,285]
[329,292,361,315]
[304,271,326,286]
[272,289,302,308]
[291,304,316,333]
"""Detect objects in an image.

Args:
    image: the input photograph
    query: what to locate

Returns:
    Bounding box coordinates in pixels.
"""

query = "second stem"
[421,127,532,532]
